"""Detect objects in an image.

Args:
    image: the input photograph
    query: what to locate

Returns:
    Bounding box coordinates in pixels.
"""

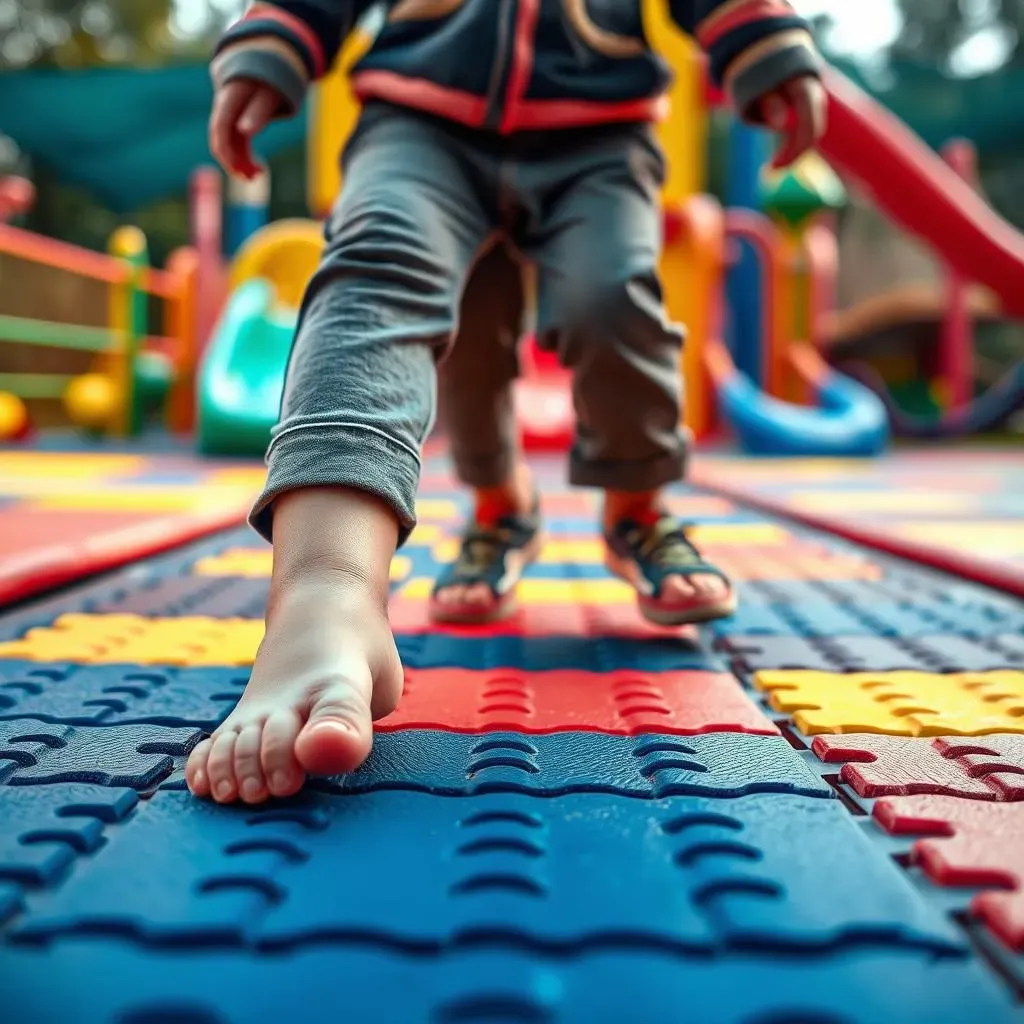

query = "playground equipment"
[0,223,187,436]
[224,170,271,259]
[196,219,323,456]
[673,194,888,455]
[811,71,1024,438]
[0,169,224,438]
[677,68,1024,453]
[819,135,1024,437]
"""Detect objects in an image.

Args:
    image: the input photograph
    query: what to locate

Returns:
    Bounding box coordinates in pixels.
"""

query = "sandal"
[604,513,737,627]
[430,502,544,624]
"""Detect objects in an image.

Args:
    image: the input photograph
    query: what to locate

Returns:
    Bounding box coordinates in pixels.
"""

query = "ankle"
[268,565,390,622]
[603,490,663,531]
[268,487,400,611]
[474,462,534,523]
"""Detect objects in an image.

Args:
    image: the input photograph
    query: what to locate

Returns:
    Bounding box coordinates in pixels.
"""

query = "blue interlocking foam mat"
[1,456,1023,1022]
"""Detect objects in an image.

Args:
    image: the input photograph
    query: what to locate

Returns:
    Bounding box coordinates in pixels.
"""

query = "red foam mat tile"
[874,794,1024,952]
[814,733,1024,802]
[0,507,247,605]
[693,474,1024,600]
[378,667,777,735]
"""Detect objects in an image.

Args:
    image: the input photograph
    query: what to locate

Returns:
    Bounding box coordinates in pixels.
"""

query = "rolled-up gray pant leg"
[437,240,526,488]
[522,125,687,492]
[249,109,491,545]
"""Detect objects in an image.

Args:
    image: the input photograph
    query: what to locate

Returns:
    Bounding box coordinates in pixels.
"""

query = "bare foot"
[186,574,403,804]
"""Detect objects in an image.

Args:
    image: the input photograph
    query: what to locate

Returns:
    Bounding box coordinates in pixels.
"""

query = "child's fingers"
[771,77,827,169]
[227,87,279,179]
[761,93,789,132]
[767,99,798,169]
[763,92,799,169]
[785,80,819,162]
[209,80,257,176]
[238,87,280,136]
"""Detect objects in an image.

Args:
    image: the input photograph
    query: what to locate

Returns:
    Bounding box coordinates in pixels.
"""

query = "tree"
[0,2,252,260]
[0,0,229,69]
[891,0,1024,72]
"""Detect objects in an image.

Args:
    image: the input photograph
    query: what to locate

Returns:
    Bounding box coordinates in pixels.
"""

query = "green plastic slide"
[197,280,296,457]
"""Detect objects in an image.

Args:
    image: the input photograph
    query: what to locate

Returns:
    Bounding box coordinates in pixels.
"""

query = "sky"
[169,0,1013,77]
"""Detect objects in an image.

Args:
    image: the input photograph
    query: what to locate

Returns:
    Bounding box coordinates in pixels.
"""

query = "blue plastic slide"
[844,359,1024,439]
[705,337,890,457]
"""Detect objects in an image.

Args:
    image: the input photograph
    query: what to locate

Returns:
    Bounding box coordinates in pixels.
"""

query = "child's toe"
[690,572,729,599]
[296,685,373,777]
[261,708,305,797]
[207,730,241,803]
[660,575,697,602]
[233,724,269,804]
[465,583,495,606]
[185,738,213,797]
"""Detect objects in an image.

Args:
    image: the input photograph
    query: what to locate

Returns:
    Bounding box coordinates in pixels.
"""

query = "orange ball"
[64,374,119,432]
[0,391,28,441]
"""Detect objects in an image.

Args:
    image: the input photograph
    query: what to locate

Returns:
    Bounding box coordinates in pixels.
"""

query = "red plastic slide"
[819,70,1024,318]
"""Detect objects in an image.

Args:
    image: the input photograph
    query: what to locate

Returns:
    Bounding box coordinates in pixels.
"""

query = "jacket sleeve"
[212,2,374,116]
[669,0,822,122]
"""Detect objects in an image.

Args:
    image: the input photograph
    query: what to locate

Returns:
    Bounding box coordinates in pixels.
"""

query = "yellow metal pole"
[644,0,707,202]
[307,22,377,219]
[644,0,711,432]
[107,225,148,436]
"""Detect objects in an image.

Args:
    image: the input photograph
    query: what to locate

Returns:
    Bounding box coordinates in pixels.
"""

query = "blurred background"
[3,0,1024,436]
[5,2,1024,265]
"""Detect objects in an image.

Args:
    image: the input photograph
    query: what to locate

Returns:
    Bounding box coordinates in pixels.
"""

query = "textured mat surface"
[694,450,1024,598]
[1,448,1023,1021]
[0,450,262,603]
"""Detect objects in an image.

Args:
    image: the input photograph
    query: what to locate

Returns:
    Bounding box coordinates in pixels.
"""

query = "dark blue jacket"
[214,1,820,133]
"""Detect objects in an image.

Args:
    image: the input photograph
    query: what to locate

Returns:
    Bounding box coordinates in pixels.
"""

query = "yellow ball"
[0,391,28,441]
[64,374,119,432]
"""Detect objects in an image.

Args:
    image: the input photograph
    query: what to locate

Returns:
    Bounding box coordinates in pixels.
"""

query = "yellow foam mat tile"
[399,576,634,605]
[25,488,253,513]
[192,550,272,577]
[203,467,270,488]
[0,452,144,479]
[0,615,264,666]
[412,499,461,521]
[892,522,1024,554]
[698,460,877,482]
[754,670,1024,736]
[787,492,977,514]
[193,549,411,582]
[664,496,739,517]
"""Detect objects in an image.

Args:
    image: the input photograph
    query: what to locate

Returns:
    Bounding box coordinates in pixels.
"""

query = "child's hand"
[209,79,283,180]
[760,74,827,169]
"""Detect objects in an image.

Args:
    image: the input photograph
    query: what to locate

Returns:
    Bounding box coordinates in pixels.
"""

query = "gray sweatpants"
[250,103,686,546]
